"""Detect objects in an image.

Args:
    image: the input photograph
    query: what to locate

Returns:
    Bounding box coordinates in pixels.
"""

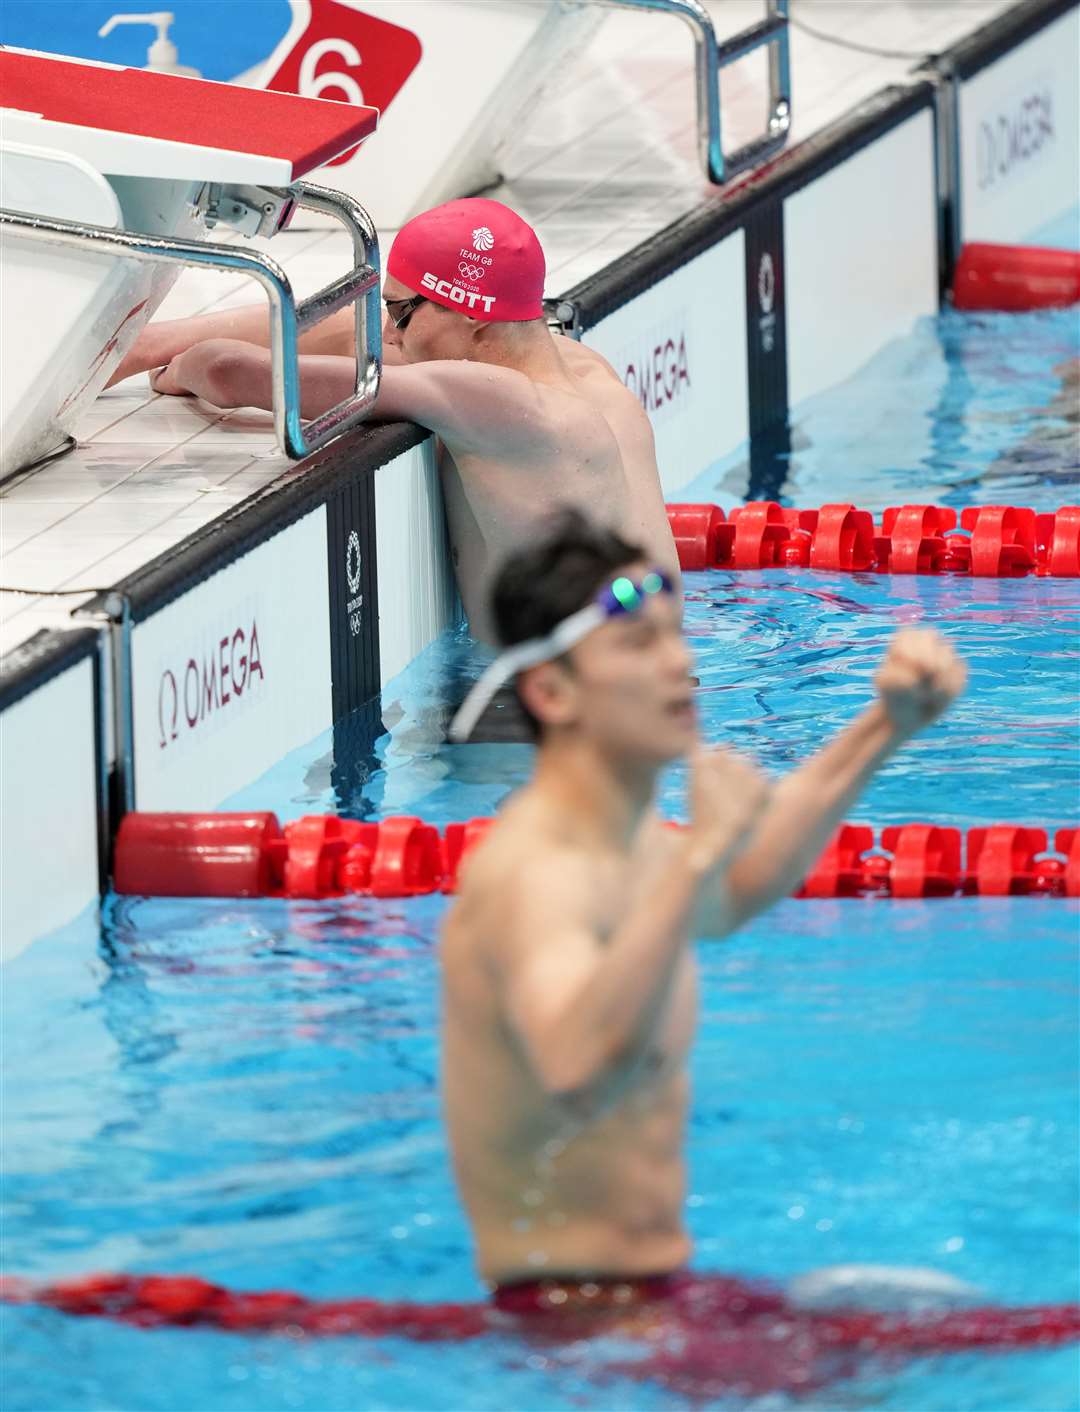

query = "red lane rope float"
[952,243,1080,312]
[1,1271,1076,1397]
[665,503,1080,577]
[112,814,1080,901]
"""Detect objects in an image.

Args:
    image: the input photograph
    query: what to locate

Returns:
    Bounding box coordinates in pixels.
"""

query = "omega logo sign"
[624,333,691,414]
[345,528,364,637]
[158,620,264,750]
[977,86,1054,190]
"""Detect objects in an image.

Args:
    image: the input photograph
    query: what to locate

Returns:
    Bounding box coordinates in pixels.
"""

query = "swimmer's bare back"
[117,306,678,642]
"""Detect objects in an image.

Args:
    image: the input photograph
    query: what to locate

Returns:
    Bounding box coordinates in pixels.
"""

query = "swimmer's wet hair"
[490,507,643,739]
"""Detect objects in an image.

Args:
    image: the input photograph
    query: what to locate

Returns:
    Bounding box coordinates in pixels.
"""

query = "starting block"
[0,47,382,475]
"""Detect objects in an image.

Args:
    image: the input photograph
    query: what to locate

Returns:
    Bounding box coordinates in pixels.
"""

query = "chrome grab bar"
[591,0,791,184]
[0,181,382,461]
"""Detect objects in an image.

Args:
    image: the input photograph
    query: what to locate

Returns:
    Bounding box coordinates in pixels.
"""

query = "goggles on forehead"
[448,569,675,743]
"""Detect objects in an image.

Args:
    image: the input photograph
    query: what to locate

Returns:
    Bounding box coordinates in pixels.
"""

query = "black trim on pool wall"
[743,199,791,503]
[944,0,1076,80]
[0,626,100,713]
[326,467,381,721]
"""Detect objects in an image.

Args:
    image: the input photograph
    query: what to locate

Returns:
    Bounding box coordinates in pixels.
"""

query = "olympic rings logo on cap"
[458,262,485,281]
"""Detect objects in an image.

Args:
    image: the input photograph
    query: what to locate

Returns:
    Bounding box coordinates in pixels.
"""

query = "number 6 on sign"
[262,0,422,175]
[298,37,364,105]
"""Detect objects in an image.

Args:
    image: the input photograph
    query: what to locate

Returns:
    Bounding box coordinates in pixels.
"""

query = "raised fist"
[875,627,966,738]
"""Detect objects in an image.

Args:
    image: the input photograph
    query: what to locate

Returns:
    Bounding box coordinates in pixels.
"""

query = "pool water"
[2,306,1078,1412]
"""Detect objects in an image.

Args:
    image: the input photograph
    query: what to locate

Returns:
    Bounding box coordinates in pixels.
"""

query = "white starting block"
[0,47,383,477]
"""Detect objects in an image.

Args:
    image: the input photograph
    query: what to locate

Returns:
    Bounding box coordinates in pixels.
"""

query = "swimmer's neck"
[530,734,659,850]
[466,323,570,388]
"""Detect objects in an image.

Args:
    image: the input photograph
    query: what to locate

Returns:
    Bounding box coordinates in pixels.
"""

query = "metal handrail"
[0,183,382,461]
[592,0,791,184]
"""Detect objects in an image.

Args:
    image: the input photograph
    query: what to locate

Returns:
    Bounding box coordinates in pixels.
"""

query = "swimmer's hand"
[685,747,771,873]
[149,361,190,397]
[875,628,966,739]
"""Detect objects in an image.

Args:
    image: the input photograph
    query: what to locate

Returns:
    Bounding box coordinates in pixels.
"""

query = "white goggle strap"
[448,603,607,743]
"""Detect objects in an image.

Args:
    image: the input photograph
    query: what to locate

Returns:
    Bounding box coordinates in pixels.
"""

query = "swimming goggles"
[384,294,428,330]
[448,569,675,742]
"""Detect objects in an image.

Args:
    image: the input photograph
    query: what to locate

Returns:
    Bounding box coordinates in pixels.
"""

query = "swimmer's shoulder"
[552,335,622,385]
[452,808,592,949]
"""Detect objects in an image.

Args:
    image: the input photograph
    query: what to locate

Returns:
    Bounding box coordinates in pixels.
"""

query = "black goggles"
[384,294,428,330]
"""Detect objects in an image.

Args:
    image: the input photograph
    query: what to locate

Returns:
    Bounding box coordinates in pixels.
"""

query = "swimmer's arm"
[498,854,712,1111]
[712,630,966,928]
[110,304,402,386]
[370,362,552,455]
[150,346,534,442]
[712,702,900,928]
[149,339,357,417]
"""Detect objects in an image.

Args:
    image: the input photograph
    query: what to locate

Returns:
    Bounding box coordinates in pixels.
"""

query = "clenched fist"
[686,746,771,869]
[875,628,966,738]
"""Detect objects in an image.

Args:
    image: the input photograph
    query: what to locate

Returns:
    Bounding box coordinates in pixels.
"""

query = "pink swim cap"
[387,198,545,322]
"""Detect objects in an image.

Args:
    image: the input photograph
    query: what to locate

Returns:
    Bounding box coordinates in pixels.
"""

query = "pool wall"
[1,0,1076,959]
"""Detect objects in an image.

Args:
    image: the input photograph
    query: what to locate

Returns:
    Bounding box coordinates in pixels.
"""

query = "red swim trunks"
[492,1272,1080,1401]
[493,1272,846,1398]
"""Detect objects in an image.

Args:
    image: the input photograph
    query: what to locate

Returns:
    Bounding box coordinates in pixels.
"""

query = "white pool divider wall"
[0,633,104,961]
[374,438,458,688]
[783,107,938,407]
[131,512,333,811]
[1,0,1075,959]
[954,0,1080,247]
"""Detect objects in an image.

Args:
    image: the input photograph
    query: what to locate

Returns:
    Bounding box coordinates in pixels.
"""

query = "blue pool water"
[2,306,1078,1411]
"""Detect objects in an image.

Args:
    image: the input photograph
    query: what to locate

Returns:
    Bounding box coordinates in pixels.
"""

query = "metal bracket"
[590,0,791,184]
[0,180,381,461]
[545,298,583,339]
[196,182,297,240]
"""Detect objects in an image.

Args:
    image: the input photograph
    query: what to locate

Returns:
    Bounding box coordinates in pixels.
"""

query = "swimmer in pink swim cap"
[112,198,678,642]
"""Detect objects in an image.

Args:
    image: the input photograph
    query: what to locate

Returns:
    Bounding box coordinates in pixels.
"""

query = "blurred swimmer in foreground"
[441,508,973,1318]
[110,198,677,643]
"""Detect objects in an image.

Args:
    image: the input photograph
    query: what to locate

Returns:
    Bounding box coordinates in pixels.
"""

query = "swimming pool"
[2,304,1078,1411]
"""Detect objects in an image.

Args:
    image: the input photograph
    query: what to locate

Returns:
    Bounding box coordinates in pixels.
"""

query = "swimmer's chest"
[587,868,700,1072]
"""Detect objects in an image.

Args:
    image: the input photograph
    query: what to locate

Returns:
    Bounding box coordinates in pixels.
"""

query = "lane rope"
[112,814,1080,901]
[665,503,1080,577]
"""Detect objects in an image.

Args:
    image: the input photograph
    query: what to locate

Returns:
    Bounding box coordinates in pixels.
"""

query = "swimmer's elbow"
[535,1043,624,1117]
[198,344,266,409]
